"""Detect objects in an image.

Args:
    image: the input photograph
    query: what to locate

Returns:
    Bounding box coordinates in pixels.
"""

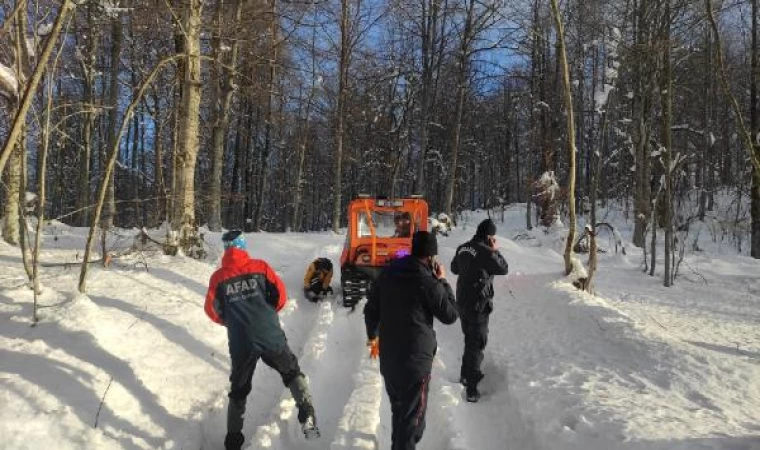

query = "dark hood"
[385,255,433,280]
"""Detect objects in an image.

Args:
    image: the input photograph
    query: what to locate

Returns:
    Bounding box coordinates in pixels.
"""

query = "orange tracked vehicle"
[339,195,429,307]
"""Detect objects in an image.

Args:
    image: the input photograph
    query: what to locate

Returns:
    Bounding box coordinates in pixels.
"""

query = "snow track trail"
[428,243,542,450]
[250,301,367,450]
[4,211,760,450]
[170,238,343,450]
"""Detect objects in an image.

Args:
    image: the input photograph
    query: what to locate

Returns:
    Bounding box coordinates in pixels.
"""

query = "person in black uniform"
[364,231,458,450]
[451,219,509,402]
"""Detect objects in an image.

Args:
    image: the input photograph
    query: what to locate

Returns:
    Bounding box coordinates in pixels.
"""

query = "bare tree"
[332,0,350,233]
[208,0,244,232]
[706,0,760,250]
[550,0,578,275]
[172,0,204,251]
[631,0,658,248]
[443,0,504,218]
[101,12,123,235]
[252,0,279,232]
[752,0,760,258]
[412,0,449,195]
[0,0,76,178]
[661,0,673,286]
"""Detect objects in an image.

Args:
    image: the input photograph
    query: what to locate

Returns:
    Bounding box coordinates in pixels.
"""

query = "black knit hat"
[476,219,497,238]
[411,231,438,257]
[221,230,246,250]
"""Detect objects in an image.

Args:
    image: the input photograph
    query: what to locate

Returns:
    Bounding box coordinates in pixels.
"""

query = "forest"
[1,0,759,281]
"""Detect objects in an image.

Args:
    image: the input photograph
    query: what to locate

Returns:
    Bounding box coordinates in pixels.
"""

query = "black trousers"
[227,346,302,433]
[384,374,431,450]
[460,312,490,385]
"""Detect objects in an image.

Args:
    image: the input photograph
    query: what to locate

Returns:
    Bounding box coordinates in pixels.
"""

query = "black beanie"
[222,230,243,242]
[412,231,438,257]
[476,219,497,238]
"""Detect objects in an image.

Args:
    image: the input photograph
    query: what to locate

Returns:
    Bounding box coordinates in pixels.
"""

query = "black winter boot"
[224,431,244,450]
[466,385,481,403]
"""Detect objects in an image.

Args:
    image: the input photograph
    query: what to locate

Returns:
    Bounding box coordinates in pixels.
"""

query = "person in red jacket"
[205,230,319,450]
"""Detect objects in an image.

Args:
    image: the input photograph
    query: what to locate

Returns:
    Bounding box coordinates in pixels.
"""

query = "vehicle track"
[177,241,342,450]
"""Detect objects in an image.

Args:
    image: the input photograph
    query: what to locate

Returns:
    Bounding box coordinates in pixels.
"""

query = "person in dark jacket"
[205,231,319,450]
[451,218,509,402]
[364,231,458,450]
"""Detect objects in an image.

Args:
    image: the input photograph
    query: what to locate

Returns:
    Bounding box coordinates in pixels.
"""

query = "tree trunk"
[699,28,712,221]
[208,0,243,232]
[253,0,278,232]
[414,0,445,195]
[292,15,318,231]
[3,146,22,245]
[550,0,578,276]
[77,4,98,227]
[79,56,181,293]
[0,0,74,177]
[173,0,203,249]
[662,0,673,286]
[444,67,467,218]
[151,92,165,227]
[102,17,123,232]
[707,0,760,256]
[333,0,349,233]
[3,9,32,246]
[527,0,539,231]
[34,70,57,322]
[632,0,653,248]
[751,0,760,258]
[444,0,474,218]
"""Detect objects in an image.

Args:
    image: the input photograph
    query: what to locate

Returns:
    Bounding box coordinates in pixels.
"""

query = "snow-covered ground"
[1,206,759,450]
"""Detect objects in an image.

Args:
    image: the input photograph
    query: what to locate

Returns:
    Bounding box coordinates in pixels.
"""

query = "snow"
[25,37,36,58]
[100,0,129,17]
[594,84,615,113]
[0,62,19,99]
[594,28,621,114]
[37,23,53,36]
[567,255,589,284]
[537,171,561,201]
[1,206,760,450]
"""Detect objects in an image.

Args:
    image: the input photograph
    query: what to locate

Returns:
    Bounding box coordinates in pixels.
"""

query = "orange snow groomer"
[340,195,428,307]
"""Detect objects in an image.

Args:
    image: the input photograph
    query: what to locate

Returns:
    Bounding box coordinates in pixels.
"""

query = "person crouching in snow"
[303,257,334,302]
[205,230,319,449]
[364,231,458,450]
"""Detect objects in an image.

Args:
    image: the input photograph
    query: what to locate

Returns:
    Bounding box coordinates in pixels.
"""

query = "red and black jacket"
[205,248,288,358]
